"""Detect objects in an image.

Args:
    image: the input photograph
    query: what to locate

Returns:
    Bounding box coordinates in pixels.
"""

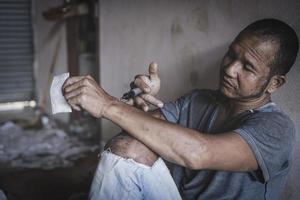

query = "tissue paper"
[50,73,72,114]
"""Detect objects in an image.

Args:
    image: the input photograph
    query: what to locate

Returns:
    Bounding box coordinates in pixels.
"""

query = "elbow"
[184,144,211,170]
[184,159,199,170]
[184,152,204,170]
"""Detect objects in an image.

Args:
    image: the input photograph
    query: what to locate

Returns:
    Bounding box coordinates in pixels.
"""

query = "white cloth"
[89,150,182,200]
[50,73,72,114]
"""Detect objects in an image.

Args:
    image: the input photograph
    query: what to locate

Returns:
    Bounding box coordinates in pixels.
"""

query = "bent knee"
[105,134,158,166]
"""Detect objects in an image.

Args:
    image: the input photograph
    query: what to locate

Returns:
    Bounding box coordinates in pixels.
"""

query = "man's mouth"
[221,77,236,89]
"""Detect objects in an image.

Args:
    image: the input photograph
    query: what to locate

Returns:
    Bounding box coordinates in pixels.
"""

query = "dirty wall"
[98,0,300,199]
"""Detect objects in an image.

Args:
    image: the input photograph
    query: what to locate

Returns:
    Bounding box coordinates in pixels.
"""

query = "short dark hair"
[239,18,299,75]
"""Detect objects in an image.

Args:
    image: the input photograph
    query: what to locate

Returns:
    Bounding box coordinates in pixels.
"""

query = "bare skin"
[103,109,164,167]
[63,33,286,171]
[104,132,158,166]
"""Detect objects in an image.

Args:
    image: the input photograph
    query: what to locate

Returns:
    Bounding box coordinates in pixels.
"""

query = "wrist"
[101,97,121,118]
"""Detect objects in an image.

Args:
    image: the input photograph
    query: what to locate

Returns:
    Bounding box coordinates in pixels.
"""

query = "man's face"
[219,33,279,101]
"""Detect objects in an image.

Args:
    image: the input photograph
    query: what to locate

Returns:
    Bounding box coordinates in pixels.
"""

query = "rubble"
[0,121,98,169]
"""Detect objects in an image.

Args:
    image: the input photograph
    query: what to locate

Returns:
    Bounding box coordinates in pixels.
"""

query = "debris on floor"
[0,121,98,169]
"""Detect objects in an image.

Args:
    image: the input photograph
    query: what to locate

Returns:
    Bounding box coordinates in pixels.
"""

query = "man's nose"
[224,60,241,78]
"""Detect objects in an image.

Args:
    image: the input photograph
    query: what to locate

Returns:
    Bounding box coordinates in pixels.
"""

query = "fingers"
[64,86,85,100]
[67,94,82,108]
[148,62,158,81]
[132,62,159,95]
[63,75,95,111]
[64,85,84,111]
[62,76,85,91]
[124,98,134,105]
[119,62,160,111]
[135,96,149,112]
[140,94,164,108]
[71,104,82,111]
[132,94,164,112]
[62,75,95,92]
[63,75,98,95]
[64,80,85,95]
[134,76,151,93]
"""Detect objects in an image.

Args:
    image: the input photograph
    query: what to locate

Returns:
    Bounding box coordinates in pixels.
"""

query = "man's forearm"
[103,99,210,169]
[63,75,258,171]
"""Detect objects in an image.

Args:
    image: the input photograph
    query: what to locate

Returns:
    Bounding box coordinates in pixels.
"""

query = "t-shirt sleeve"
[160,90,195,124]
[234,112,295,182]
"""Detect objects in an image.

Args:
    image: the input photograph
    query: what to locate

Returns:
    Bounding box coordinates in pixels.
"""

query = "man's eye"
[244,63,254,72]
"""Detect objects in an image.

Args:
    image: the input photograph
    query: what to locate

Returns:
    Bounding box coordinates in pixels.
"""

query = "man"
[63,18,298,200]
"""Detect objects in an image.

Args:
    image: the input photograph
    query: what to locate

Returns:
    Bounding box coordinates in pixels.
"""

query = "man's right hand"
[127,62,164,111]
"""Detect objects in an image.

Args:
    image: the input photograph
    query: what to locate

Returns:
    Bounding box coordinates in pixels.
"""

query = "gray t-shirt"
[160,89,295,200]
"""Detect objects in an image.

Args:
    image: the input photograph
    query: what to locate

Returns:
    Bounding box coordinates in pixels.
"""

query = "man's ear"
[266,75,286,94]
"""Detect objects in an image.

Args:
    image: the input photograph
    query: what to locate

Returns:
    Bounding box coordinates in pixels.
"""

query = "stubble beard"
[218,72,271,102]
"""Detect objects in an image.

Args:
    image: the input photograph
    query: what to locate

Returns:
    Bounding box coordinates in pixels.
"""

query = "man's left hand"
[62,75,115,118]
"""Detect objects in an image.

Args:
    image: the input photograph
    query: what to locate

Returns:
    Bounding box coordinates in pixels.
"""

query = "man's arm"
[102,99,257,171]
[103,109,164,166]
[63,74,257,172]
